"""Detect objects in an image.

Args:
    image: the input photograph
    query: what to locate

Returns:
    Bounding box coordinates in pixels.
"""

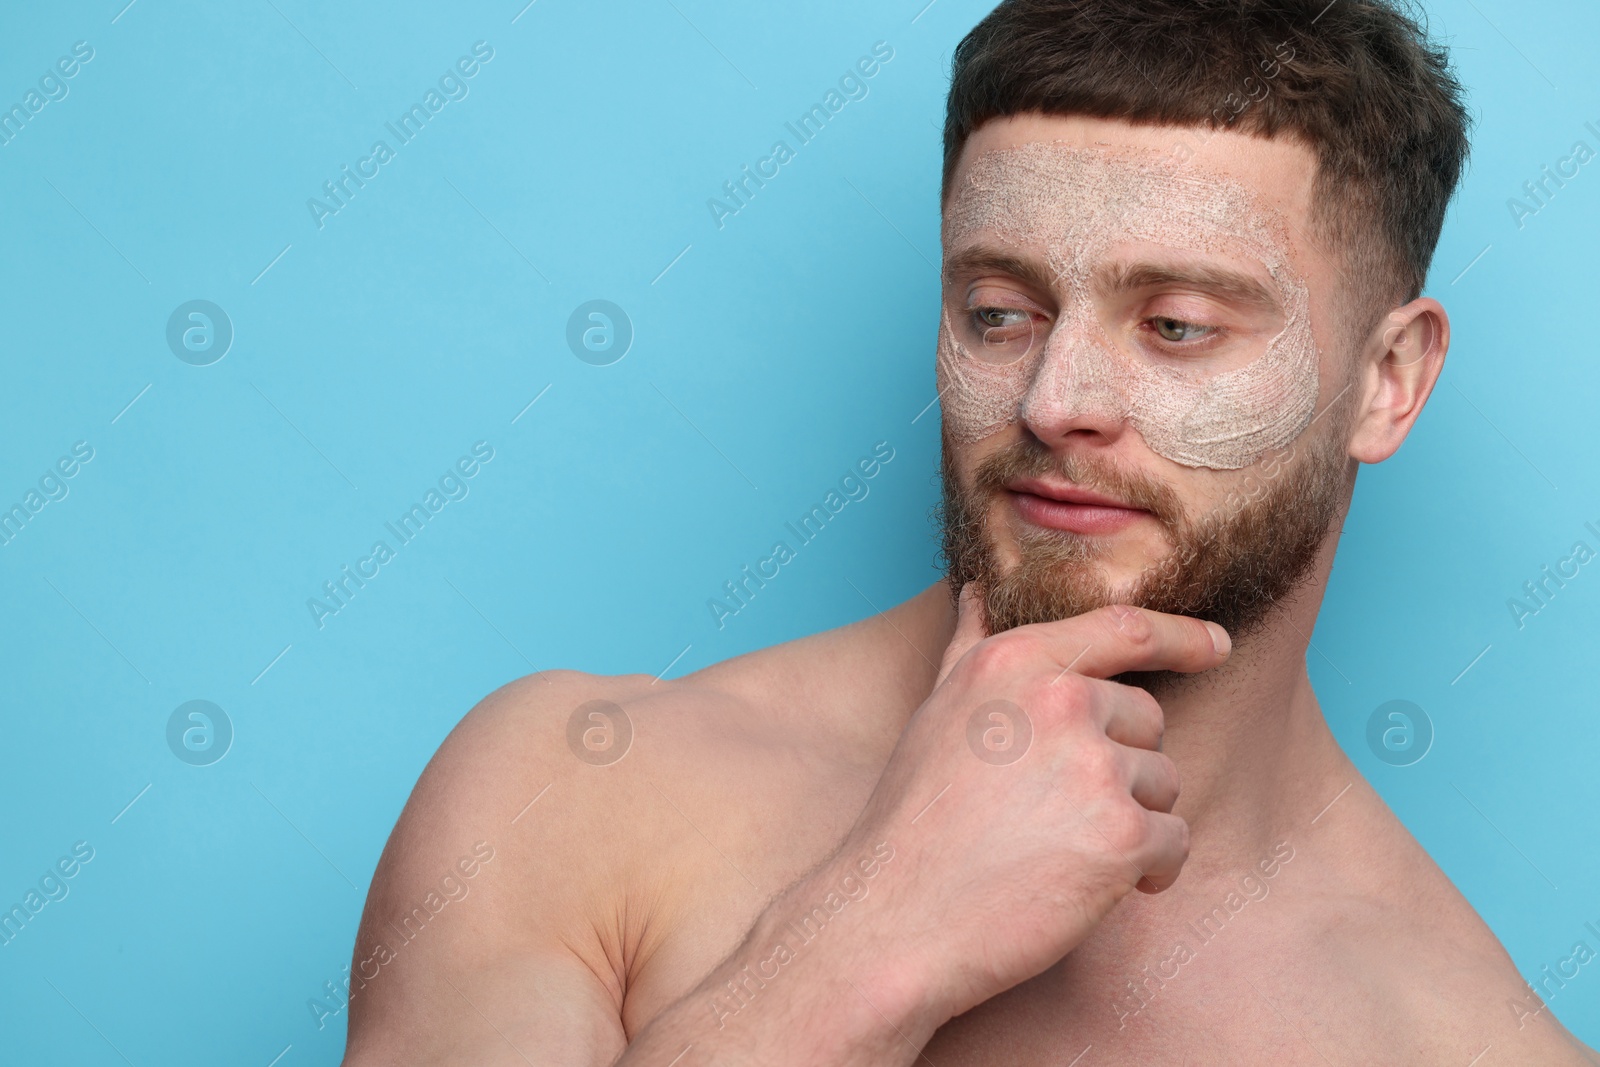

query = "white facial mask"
[937,140,1321,470]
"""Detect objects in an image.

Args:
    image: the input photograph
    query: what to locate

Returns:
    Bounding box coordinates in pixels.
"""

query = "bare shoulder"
[342,629,895,1064]
[1359,898,1598,1064]
[339,585,941,1064]
[1204,775,1595,1064]
[1272,791,1598,1065]
[340,667,663,1064]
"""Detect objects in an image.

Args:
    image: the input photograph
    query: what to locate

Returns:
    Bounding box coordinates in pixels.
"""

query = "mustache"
[970,436,1186,532]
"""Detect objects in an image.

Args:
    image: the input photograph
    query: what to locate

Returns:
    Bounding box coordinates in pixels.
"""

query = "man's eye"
[1152,317,1215,343]
[974,306,1030,329]
[962,306,1041,365]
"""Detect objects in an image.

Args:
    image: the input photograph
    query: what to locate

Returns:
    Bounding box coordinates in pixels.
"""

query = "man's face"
[937,114,1359,640]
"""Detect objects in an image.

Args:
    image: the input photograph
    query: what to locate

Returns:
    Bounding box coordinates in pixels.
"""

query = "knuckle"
[1104,604,1154,649]
[959,641,1006,683]
[967,632,1033,677]
[1156,754,1181,798]
[1073,738,1122,790]
[1132,687,1164,728]
[1040,670,1093,712]
[1039,687,1099,742]
[1096,800,1148,853]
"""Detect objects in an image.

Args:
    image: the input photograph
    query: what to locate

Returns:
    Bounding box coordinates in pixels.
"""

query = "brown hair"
[942,0,1473,338]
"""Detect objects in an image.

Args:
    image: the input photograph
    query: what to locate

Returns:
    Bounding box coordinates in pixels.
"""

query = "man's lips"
[1005,478,1149,536]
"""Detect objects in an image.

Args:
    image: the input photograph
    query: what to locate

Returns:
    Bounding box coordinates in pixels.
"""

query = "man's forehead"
[951,113,1319,220]
[944,118,1320,280]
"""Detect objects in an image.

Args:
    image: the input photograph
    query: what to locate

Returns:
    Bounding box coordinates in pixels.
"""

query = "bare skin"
[339,115,1600,1065]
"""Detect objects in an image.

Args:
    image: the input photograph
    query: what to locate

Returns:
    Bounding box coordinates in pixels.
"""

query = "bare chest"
[611,707,1587,1064]
[622,823,1580,1066]
[919,933,1377,1066]
[621,779,1314,1060]
[918,936,1588,1067]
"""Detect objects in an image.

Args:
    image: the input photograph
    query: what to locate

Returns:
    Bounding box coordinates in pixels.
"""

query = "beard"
[937,420,1352,672]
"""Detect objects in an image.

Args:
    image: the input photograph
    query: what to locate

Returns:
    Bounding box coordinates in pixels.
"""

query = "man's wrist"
[712,837,948,1055]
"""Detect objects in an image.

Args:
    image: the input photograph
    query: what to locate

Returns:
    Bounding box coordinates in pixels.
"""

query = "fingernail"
[1206,622,1231,657]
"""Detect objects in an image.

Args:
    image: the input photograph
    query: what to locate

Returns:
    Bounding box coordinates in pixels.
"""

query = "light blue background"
[0,0,1595,1062]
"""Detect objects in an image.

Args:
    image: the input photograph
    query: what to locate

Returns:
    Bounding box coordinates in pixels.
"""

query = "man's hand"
[619,588,1230,1066]
[840,585,1231,1029]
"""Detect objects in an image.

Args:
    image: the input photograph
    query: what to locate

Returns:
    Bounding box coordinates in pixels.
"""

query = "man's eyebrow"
[942,247,1058,296]
[1097,261,1282,313]
[942,248,1284,315]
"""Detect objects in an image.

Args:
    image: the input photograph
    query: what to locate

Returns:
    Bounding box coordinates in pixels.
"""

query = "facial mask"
[937,140,1321,470]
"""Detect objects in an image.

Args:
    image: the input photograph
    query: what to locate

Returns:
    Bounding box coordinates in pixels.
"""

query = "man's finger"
[1130,811,1190,893]
[1027,604,1230,680]
[1098,681,1165,752]
[1123,747,1180,814]
[935,582,988,688]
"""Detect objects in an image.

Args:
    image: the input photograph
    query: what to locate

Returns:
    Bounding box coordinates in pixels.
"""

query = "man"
[341,1,1600,1063]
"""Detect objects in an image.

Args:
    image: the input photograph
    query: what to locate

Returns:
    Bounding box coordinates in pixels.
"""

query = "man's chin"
[979,558,1119,634]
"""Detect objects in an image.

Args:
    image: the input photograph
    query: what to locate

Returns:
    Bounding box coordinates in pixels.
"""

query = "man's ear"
[1346,296,1449,464]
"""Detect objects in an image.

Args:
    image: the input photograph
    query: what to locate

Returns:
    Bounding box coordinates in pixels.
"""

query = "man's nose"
[1018,323,1130,446]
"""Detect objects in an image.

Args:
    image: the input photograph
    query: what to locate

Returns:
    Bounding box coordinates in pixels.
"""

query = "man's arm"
[345,597,1227,1065]
[341,672,631,1066]
[611,839,943,1066]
